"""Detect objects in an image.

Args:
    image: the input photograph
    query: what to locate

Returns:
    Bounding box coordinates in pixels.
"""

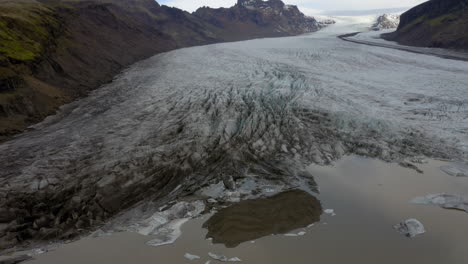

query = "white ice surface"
[324,209,336,216]
[184,253,201,260]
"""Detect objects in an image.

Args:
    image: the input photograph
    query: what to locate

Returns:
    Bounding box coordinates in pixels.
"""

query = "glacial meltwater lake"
[29,157,468,264]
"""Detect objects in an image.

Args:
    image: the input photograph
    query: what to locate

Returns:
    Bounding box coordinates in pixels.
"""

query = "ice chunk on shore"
[146,218,188,247]
[126,201,205,247]
[208,252,242,262]
[411,194,468,213]
[324,209,336,216]
[184,253,201,260]
[199,182,226,198]
[284,231,306,236]
[393,219,425,238]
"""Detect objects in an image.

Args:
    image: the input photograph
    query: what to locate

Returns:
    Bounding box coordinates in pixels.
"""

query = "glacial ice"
[122,201,205,247]
[411,194,468,213]
[324,209,336,216]
[0,14,466,247]
[393,219,425,238]
[208,252,242,262]
[440,164,468,177]
[184,253,201,260]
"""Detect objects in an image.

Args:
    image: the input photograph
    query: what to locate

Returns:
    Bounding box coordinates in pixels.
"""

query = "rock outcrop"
[371,14,400,30]
[383,0,468,50]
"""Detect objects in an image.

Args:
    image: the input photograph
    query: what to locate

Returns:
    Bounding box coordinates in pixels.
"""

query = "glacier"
[0,16,467,248]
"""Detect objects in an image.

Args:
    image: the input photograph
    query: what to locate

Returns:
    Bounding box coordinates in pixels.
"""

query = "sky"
[158,0,426,15]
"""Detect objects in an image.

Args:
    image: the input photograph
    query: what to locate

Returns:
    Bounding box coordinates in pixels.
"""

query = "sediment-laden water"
[24,157,468,264]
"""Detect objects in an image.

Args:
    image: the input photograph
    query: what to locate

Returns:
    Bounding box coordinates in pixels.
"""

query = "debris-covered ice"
[393,219,425,238]
[0,254,32,264]
[411,194,468,213]
[184,253,201,260]
[1,12,466,248]
[208,252,242,262]
[398,161,423,173]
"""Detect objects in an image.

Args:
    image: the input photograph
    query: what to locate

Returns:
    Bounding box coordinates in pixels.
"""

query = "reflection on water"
[203,190,322,247]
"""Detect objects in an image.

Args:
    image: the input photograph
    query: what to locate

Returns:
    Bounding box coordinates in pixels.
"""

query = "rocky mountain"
[383,0,468,50]
[0,0,326,142]
[371,14,400,30]
[194,0,322,41]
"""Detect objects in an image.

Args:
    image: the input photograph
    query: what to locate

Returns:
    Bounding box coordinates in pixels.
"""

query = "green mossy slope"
[0,1,61,63]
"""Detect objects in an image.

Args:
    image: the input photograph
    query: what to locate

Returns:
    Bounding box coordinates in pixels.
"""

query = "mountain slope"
[383,0,468,50]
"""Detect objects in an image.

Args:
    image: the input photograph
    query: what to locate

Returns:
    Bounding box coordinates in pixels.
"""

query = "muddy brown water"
[203,190,322,247]
[23,156,468,264]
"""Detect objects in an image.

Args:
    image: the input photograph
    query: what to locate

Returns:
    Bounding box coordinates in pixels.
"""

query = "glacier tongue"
[0,17,467,246]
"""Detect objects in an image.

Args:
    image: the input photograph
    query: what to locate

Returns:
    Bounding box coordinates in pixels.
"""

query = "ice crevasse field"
[1,14,468,264]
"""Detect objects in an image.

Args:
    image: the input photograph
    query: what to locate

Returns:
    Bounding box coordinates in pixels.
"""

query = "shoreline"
[7,156,466,264]
[338,32,468,62]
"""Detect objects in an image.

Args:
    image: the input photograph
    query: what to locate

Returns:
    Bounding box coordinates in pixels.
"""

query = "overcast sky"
[159,0,426,15]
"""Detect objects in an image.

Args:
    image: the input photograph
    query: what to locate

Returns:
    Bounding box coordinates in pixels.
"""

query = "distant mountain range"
[322,7,409,16]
